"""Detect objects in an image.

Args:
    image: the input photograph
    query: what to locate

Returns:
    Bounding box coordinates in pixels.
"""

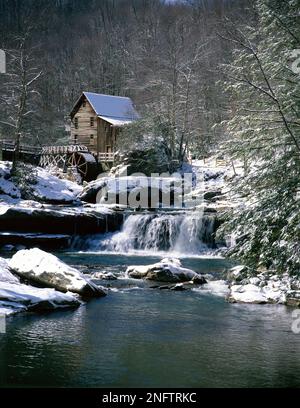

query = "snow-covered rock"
[229,284,268,304]
[9,248,106,298]
[0,257,19,283]
[126,258,206,283]
[226,266,300,305]
[249,277,261,286]
[0,255,80,315]
[92,271,118,280]
[228,282,288,304]
[79,175,185,206]
[0,282,80,315]
[227,265,250,282]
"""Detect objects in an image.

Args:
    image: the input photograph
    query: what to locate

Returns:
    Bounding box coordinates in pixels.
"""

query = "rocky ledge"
[0,203,123,235]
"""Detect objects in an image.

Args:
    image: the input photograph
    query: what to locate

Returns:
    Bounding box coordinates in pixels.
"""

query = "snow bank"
[0,161,82,204]
[190,157,243,211]
[32,167,82,203]
[9,248,106,298]
[126,258,206,283]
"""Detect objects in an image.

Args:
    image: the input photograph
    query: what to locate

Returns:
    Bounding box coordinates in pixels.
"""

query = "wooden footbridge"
[0,140,110,181]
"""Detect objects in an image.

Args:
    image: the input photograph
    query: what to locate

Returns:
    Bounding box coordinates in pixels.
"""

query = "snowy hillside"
[0,161,82,204]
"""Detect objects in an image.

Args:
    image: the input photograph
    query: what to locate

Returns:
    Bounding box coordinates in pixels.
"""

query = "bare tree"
[0,33,42,170]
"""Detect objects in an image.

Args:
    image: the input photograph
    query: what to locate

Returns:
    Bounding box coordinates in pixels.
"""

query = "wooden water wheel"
[67,152,98,182]
[39,145,99,182]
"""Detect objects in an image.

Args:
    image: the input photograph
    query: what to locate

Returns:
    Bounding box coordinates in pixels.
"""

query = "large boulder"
[0,256,80,315]
[126,258,207,283]
[0,282,80,315]
[79,175,182,207]
[9,248,106,298]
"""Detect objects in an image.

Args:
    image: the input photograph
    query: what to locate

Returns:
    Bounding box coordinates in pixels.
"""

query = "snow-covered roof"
[70,92,139,126]
[98,115,135,126]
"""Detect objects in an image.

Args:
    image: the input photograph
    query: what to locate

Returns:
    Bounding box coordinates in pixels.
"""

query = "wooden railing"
[0,140,41,155]
[41,145,89,155]
[98,152,115,162]
[203,157,227,167]
[1,140,116,163]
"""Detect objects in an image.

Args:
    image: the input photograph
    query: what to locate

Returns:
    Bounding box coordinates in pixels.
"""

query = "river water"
[1,252,300,388]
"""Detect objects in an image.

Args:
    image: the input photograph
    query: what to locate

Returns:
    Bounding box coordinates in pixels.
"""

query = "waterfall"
[75,211,218,255]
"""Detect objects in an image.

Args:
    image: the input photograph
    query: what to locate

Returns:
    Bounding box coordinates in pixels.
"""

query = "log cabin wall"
[97,118,115,153]
[71,99,117,154]
[70,99,98,153]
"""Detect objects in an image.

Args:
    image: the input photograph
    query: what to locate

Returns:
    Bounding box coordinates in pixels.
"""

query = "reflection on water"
[0,254,300,388]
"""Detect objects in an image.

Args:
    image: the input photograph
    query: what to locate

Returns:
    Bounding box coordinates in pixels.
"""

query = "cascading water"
[74,211,218,256]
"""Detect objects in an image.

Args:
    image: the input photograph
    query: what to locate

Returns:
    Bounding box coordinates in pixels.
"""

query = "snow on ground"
[83,174,186,193]
[187,157,244,211]
[32,167,83,203]
[0,161,83,204]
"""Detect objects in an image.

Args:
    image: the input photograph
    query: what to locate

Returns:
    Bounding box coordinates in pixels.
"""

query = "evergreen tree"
[219,0,300,275]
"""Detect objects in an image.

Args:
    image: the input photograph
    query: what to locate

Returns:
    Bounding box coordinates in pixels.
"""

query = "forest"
[0,0,251,151]
[0,0,300,274]
[1,0,300,389]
